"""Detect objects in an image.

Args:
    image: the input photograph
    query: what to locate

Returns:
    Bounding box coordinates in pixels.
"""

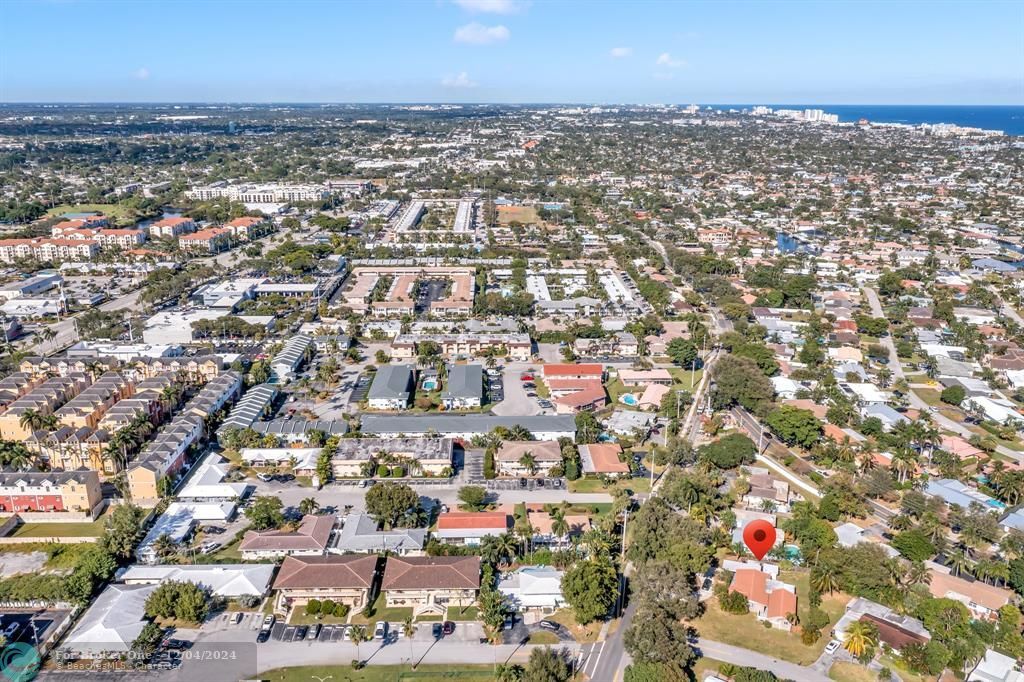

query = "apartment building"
[391,333,532,362]
[0,469,102,514]
[127,415,204,500]
[239,514,335,560]
[367,365,415,410]
[53,372,134,431]
[186,183,330,203]
[496,440,563,478]
[271,555,379,615]
[179,227,232,253]
[149,217,197,239]
[0,374,91,440]
[381,556,480,616]
[330,437,454,478]
[224,216,269,240]
[0,238,99,263]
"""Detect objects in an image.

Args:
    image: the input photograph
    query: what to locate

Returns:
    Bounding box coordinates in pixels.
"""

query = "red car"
[520,374,534,381]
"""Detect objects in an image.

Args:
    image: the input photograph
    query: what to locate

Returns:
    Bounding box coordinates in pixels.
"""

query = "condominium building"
[0,469,102,514]
[149,217,197,239]
[0,238,100,263]
[178,227,232,253]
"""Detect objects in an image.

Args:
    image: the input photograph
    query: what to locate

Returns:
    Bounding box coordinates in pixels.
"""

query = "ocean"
[718,105,1024,136]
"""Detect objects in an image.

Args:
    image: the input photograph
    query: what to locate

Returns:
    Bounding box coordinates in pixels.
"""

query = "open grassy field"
[45,203,141,225]
[9,521,104,538]
[260,664,496,682]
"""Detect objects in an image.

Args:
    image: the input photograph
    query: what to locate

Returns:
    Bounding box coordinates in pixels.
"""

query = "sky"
[1,0,1022,104]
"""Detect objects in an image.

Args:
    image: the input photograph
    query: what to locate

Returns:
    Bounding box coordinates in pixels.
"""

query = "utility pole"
[617,507,629,617]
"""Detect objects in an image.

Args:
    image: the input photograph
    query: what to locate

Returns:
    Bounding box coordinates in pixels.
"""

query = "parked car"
[3,623,19,639]
[307,624,320,640]
[294,626,308,641]
[262,615,276,630]
[374,621,388,640]
[257,473,274,483]
[824,639,842,655]
[432,623,443,639]
[199,542,221,555]
[256,630,270,643]
[231,612,243,625]
[538,620,561,632]
[442,621,455,636]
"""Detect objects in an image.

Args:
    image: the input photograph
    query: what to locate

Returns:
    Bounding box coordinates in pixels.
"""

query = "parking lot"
[0,606,73,649]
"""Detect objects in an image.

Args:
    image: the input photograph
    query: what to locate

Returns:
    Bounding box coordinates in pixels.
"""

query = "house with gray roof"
[332,512,425,555]
[360,414,576,441]
[442,364,483,409]
[368,364,414,410]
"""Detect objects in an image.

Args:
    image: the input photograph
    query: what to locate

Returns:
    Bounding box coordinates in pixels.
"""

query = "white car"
[374,621,388,640]
[824,639,842,655]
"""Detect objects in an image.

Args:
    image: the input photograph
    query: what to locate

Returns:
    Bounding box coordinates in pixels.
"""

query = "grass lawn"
[260,664,496,682]
[528,631,560,644]
[547,609,603,644]
[350,595,415,625]
[878,655,928,682]
[448,606,479,621]
[913,389,943,407]
[9,520,105,538]
[45,203,140,225]
[535,381,551,399]
[667,367,703,391]
[287,610,351,625]
[605,378,630,404]
[693,657,730,680]
[569,476,648,494]
[0,542,95,569]
[829,662,878,682]
[694,570,850,666]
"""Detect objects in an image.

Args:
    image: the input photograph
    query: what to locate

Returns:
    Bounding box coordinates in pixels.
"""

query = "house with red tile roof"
[729,568,798,631]
[578,443,629,476]
[541,363,603,381]
[435,511,511,545]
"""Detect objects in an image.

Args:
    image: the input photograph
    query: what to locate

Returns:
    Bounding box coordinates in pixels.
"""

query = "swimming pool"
[621,394,638,406]
[422,380,438,390]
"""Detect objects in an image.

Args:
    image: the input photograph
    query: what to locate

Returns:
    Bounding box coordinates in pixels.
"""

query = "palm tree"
[350,625,369,662]
[402,617,416,668]
[811,562,840,595]
[904,561,931,588]
[18,408,47,434]
[298,497,320,515]
[518,452,538,476]
[842,620,879,659]
[507,424,531,441]
[152,533,177,560]
[948,546,972,577]
[551,510,570,543]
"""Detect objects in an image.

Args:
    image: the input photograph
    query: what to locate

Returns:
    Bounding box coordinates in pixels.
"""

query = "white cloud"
[453,22,510,45]
[609,47,632,58]
[453,0,524,14]
[655,52,686,68]
[441,71,478,88]
[133,67,150,80]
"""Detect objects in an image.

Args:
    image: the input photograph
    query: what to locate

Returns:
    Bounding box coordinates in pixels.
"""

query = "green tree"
[144,581,209,625]
[940,385,966,405]
[891,528,937,563]
[765,405,822,448]
[100,503,145,560]
[523,647,571,682]
[623,603,695,668]
[666,338,698,369]
[457,485,489,511]
[561,556,618,624]
[697,433,756,470]
[711,355,774,411]
[245,496,285,530]
[365,481,419,528]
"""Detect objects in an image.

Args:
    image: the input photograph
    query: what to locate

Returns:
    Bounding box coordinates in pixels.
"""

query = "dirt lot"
[496,205,540,225]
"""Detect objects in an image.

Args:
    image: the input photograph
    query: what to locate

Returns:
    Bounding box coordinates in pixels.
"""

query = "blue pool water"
[621,394,638,406]
[423,380,438,390]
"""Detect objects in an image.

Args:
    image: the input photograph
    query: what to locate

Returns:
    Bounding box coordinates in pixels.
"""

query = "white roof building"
[61,584,157,658]
[142,308,230,345]
[118,563,275,597]
[177,453,248,500]
[969,649,1024,682]
[497,566,565,611]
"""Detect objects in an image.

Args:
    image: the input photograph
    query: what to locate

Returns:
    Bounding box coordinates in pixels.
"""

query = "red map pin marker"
[742,519,777,560]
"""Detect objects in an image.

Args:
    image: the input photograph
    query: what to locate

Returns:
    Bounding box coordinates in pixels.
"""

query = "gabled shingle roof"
[272,555,378,590]
[382,556,480,591]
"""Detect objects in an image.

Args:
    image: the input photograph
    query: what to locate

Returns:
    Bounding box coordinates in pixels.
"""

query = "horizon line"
[1,101,1022,107]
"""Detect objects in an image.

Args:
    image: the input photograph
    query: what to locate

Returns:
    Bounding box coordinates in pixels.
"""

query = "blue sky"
[2,0,1021,103]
